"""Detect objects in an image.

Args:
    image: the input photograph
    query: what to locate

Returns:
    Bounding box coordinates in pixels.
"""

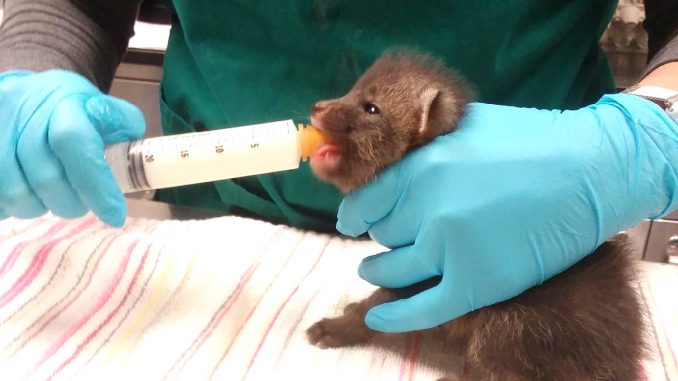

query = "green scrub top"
[155,0,617,232]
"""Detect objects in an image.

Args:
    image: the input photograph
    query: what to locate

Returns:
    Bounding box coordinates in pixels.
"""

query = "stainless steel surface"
[668,235,678,264]
[110,72,163,138]
[667,234,678,248]
[126,198,227,220]
[116,62,163,82]
[645,219,678,263]
[624,219,652,260]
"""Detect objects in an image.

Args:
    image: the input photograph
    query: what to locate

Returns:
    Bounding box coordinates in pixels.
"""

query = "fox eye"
[363,103,380,115]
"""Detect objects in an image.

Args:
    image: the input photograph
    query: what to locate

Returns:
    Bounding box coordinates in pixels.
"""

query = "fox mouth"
[309,118,346,179]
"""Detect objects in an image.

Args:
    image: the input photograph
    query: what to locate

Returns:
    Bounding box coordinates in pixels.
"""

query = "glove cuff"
[0,70,34,82]
[598,93,678,220]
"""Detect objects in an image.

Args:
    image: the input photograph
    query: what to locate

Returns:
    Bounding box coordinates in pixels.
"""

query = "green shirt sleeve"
[0,0,142,91]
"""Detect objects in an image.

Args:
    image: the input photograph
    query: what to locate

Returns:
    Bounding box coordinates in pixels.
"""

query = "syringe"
[104,120,328,194]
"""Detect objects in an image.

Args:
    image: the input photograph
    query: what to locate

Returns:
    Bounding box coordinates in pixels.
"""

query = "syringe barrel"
[105,141,145,193]
[104,120,304,194]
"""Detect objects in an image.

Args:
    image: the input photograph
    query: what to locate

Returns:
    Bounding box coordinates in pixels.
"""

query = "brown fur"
[306,51,646,380]
[310,50,471,192]
[307,238,645,380]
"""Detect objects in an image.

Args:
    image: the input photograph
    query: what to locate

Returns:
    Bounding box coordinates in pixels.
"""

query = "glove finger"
[16,123,88,219]
[48,97,127,227]
[0,137,47,219]
[0,184,46,219]
[336,162,403,237]
[363,211,419,248]
[84,95,146,144]
[358,245,441,288]
[364,282,465,332]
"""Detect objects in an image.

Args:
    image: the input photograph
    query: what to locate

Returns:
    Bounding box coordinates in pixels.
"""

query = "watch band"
[623,85,678,124]
[623,85,678,110]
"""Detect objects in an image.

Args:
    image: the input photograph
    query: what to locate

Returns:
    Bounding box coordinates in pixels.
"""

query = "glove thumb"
[84,94,146,144]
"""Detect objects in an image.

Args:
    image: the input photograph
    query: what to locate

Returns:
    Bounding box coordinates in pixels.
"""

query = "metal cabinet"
[111,60,164,138]
[644,215,678,264]
[623,213,678,265]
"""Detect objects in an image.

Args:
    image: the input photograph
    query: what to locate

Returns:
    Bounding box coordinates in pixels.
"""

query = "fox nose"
[311,102,328,116]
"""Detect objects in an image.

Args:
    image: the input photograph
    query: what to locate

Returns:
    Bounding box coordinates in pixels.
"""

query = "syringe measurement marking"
[141,123,293,162]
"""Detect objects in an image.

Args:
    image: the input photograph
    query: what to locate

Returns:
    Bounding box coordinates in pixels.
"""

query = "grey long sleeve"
[0,0,141,91]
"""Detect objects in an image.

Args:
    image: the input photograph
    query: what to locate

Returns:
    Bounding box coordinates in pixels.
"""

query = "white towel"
[0,213,675,380]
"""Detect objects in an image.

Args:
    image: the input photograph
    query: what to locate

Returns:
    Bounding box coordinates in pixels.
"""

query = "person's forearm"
[638,62,678,90]
[0,0,142,91]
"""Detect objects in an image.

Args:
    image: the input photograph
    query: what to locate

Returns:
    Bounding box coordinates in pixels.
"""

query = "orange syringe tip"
[298,124,330,161]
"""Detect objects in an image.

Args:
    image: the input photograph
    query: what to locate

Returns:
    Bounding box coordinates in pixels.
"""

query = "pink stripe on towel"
[49,240,152,378]
[167,258,262,380]
[6,233,117,358]
[0,219,69,278]
[0,218,96,308]
[205,232,307,380]
[240,239,330,381]
[32,237,142,373]
[167,228,286,380]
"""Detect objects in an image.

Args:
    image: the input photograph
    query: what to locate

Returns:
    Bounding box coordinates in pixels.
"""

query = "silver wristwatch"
[623,85,678,124]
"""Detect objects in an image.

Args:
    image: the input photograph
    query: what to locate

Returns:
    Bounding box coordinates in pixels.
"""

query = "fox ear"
[418,87,441,143]
[416,86,463,145]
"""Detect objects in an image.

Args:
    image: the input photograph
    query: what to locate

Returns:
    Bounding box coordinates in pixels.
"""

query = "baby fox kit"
[306,51,644,381]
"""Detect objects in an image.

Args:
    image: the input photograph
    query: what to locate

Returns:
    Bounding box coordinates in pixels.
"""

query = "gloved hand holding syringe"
[105,120,329,194]
[0,69,329,227]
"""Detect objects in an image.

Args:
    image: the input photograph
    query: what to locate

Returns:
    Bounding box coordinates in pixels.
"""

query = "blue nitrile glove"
[0,70,145,227]
[337,93,678,333]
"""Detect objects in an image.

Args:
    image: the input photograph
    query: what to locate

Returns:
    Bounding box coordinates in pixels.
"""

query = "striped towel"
[0,214,676,380]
